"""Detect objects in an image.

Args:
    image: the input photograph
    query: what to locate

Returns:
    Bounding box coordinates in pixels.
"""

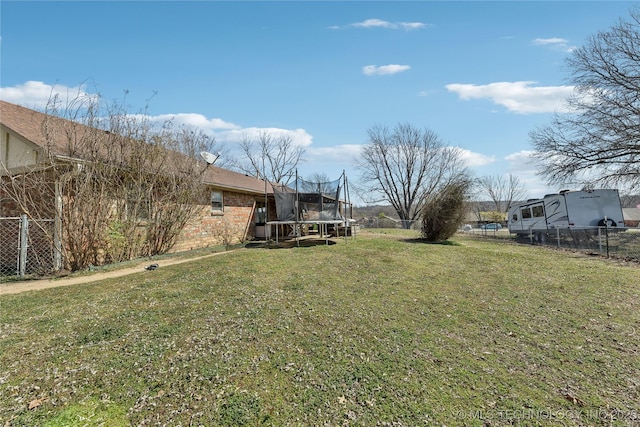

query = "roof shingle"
[1,100,271,195]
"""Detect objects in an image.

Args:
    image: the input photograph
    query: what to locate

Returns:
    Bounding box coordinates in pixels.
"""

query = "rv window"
[532,205,545,218]
[521,207,532,219]
[512,213,518,221]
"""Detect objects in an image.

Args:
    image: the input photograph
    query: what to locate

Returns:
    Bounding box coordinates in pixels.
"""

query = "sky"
[0,1,636,203]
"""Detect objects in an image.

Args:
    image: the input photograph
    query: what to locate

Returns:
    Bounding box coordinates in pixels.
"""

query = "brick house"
[1,100,274,270]
[176,162,274,252]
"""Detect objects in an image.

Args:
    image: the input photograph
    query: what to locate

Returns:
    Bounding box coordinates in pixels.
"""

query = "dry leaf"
[28,398,44,410]
[564,393,586,406]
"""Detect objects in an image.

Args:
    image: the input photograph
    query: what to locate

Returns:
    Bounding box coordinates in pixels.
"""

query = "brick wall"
[0,218,20,274]
[172,191,261,252]
[1,175,56,218]
[2,178,272,256]
[0,177,21,217]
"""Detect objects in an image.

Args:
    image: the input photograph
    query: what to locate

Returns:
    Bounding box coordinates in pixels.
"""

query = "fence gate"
[0,215,57,280]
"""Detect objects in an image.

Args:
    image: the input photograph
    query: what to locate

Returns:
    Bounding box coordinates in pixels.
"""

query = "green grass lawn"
[1,230,639,426]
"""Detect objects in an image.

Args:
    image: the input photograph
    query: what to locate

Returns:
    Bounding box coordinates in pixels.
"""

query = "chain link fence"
[0,216,57,281]
[466,226,640,262]
[359,217,420,230]
[525,227,640,261]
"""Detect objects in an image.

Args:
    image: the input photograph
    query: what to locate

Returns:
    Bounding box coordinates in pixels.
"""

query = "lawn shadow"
[403,238,462,246]
[245,239,338,249]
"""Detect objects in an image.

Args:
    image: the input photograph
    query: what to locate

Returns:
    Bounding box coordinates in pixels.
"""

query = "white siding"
[1,125,39,173]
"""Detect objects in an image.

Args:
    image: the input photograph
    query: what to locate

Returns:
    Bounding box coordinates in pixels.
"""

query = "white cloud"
[0,81,97,109]
[363,64,411,76]
[2,80,310,145]
[470,150,563,199]
[303,144,363,182]
[446,81,574,114]
[504,150,560,198]
[532,37,567,45]
[532,37,575,53]
[145,113,240,132]
[458,148,496,167]
[307,144,362,162]
[505,150,537,169]
[352,18,394,29]
[507,149,623,194]
[344,18,428,30]
[220,127,314,148]
[399,22,427,30]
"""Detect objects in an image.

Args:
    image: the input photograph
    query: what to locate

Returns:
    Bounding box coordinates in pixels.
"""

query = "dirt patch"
[0,250,238,296]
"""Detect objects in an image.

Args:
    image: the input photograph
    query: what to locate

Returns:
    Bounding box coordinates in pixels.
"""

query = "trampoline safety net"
[272,176,345,222]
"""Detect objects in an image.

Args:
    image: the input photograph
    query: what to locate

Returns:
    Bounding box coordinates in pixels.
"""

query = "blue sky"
[1,1,636,201]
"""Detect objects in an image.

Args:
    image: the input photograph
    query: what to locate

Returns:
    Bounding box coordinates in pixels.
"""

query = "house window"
[211,191,223,214]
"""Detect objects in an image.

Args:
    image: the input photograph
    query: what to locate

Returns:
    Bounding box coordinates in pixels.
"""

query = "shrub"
[421,180,471,241]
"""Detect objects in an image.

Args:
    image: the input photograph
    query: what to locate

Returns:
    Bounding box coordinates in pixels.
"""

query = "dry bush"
[2,95,219,271]
[421,180,472,242]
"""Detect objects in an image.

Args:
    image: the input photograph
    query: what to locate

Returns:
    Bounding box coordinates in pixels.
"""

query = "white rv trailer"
[507,189,625,239]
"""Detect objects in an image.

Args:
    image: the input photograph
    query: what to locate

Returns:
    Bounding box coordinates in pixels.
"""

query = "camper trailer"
[507,189,625,241]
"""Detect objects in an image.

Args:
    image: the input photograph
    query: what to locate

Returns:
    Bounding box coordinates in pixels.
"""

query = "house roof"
[202,165,271,195]
[1,100,55,148]
[1,100,271,196]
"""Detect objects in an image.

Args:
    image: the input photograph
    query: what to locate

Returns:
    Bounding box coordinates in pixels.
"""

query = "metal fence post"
[605,221,610,258]
[19,214,28,278]
[54,180,63,272]
[598,227,603,255]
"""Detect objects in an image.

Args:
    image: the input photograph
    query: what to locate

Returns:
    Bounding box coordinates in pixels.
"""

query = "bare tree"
[1,94,216,271]
[357,123,470,229]
[531,7,640,191]
[305,172,332,184]
[477,174,527,214]
[238,131,305,185]
[140,125,214,256]
[302,172,338,194]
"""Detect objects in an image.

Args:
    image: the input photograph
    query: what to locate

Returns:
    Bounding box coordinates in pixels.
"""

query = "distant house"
[1,100,273,271]
[623,208,640,228]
